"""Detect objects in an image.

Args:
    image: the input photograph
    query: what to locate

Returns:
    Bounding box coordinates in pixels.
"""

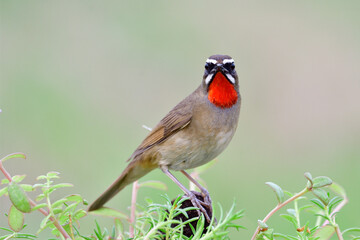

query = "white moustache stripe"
[206,59,217,64]
[226,73,236,84]
[205,73,213,84]
[223,59,234,64]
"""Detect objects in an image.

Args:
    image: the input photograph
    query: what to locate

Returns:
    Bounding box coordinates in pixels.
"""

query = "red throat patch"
[207,72,238,108]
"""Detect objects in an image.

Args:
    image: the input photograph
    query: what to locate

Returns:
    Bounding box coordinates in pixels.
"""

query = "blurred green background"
[1,1,360,238]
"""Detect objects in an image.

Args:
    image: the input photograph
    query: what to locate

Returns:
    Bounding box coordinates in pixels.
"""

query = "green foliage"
[1,153,359,239]
[8,205,25,232]
[253,172,360,240]
[0,226,37,240]
[90,195,244,240]
[33,172,87,237]
[265,182,285,204]
[8,182,31,213]
[1,152,244,239]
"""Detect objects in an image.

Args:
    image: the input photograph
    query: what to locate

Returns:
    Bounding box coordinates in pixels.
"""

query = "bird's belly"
[158,129,235,171]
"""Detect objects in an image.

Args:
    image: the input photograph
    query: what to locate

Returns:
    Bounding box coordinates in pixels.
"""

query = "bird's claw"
[187,191,212,223]
[200,188,213,211]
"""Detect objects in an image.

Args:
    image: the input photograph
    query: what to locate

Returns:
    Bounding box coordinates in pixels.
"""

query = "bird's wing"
[129,101,192,161]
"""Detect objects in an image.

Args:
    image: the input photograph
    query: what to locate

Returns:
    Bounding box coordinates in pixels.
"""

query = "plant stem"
[0,161,12,181]
[129,180,139,238]
[322,205,344,240]
[294,199,301,228]
[335,225,344,240]
[250,188,309,240]
[0,161,71,239]
[44,176,72,239]
[68,215,76,240]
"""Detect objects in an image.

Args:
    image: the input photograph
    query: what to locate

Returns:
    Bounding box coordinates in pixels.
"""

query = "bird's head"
[202,55,239,108]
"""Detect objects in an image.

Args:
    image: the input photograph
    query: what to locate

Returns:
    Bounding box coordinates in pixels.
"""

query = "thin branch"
[335,225,344,240]
[251,188,309,240]
[0,161,12,181]
[69,215,76,240]
[129,180,139,238]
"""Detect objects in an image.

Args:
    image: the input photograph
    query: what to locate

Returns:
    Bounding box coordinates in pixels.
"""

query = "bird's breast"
[158,126,236,171]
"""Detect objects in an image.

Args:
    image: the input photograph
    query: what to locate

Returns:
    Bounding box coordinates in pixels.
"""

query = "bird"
[88,54,241,222]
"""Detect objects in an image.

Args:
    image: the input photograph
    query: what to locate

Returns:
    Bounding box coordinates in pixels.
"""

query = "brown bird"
[88,54,241,221]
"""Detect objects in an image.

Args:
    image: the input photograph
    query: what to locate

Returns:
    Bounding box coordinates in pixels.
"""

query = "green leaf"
[31,203,47,211]
[312,176,332,188]
[329,182,347,198]
[47,171,60,178]
[89,207,127,219]
[12,175,26,183]
[284,191,294,197]
[51,198,68,208]
[265,182,285,203]
[1,178,10,184]
[0,227,13,232]
[0,187,8,197]
[314,225,335,238]
[38,214,52,232]
[8,182,31,213]
[310,198,325,210]
[36,175,47,181]
[342,227,360,235]
[48,183,73,192]
[35,194,45,202]
[315,213,331,221]
[139,180,167,191]
[20,184,34,192]
[312,188,329,205]
[65,194,84,203]
[62,202,78,215]
[304,172,313,188]
[74,209,87,220]
[298,204,314,212]
[114,219,123,237]
[8,205,24,232]
[286,209,296,217]
[53,208,63,214]
[280,214,298,229]
[328,196,343,213]
[273,233,294,239]
[1,152,26,163]
[32,183,45,189]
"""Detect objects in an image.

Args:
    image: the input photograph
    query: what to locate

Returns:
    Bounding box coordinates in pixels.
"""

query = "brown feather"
[88,158,155,211]
[128,98,193,161]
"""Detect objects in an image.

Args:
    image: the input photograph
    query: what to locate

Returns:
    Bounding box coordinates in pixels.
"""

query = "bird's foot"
[187,191,212,223]
[199,188,213,212]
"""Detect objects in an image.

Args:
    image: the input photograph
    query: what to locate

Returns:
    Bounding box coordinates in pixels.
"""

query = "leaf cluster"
[254,172,360,240]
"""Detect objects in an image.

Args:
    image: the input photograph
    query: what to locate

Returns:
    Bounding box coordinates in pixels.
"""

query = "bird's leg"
[161,166,211,222]
[180,170,212,211]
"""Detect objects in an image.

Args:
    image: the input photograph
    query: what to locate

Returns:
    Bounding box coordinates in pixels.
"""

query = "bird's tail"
[88,160,154,211]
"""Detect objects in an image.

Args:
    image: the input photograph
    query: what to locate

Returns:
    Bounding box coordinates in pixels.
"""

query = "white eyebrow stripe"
[206,59,218,64]
[225,73,236,84]
[205,73,213,84]
[223,59,234,64]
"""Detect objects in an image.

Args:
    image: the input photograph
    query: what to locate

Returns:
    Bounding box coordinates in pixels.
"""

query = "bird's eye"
[224,62,235,71]
[205,63,215,71]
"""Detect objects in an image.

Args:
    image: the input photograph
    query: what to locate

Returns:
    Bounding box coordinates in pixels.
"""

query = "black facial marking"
[205,62,215,71]
[224,62,235,72]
